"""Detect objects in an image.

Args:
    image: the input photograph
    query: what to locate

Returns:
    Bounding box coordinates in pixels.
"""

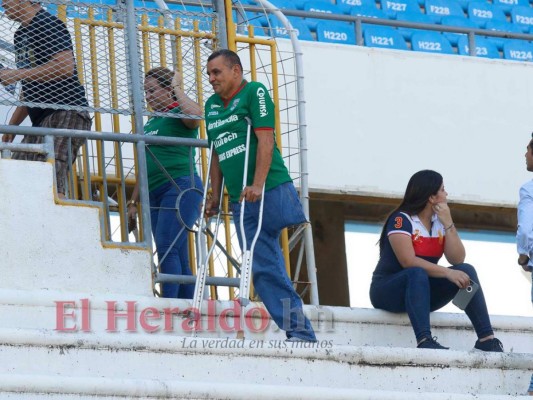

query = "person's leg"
[150,181,188,298]
[231,183,316,341]
[449,264,494,339]
[46,111,91,198]
[174,174,203,299]
[11,135,41,161]
[370,267,432,343]
[430,263,502,350]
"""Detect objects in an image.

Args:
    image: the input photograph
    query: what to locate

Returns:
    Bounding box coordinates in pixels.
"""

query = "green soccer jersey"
[204,80,292,202]
[144,105,198,192]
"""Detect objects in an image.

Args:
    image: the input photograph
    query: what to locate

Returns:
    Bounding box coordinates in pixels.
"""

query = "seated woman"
[369,170,503,351]
[128,66,203,299]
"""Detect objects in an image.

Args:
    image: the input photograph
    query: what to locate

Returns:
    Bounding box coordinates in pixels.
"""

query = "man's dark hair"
[207,49,243,72]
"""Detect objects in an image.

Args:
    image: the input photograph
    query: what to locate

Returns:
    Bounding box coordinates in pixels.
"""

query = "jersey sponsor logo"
[229,98,241,111]
[207,114,238,130]
[208,110,219,117]
[210,103,221,109]
[213,131,237,148]
[144,129,158,136]
[218,144,246,162]
[257,87,268,117]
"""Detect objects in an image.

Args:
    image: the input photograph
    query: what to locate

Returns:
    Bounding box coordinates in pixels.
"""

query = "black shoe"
[417,336,449,350]
[474,337,504,352]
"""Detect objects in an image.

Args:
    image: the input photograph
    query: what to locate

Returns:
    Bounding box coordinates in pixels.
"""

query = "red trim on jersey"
[222,80,247,108]
[164,101,179,112]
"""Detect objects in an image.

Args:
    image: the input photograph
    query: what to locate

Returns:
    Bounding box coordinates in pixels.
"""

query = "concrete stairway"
[0,159,531,399]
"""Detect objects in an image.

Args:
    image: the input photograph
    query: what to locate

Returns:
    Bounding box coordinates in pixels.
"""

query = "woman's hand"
[445,268,470,289]
[433,202,453,228]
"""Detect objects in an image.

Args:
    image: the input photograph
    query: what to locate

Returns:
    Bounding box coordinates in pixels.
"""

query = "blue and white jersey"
[373,211,446,279]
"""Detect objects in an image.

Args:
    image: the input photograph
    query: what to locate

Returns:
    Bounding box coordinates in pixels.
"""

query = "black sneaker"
[417,337,449,350]
[474,337,504,352]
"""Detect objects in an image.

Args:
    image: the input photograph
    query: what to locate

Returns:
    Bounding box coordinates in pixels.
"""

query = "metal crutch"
[191,142,224,335]
[238,118,266,307]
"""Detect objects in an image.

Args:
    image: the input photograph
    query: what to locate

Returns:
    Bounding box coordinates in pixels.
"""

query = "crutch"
[191,142,224,335]
[238,118,266,307]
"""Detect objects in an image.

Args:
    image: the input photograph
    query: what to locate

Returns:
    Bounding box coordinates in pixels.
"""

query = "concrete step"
[0,288,531,354]
[0,375,528,399]
[0,327,531,397]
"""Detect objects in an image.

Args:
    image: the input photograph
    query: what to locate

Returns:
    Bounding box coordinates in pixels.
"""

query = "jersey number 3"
[394,217,403,229]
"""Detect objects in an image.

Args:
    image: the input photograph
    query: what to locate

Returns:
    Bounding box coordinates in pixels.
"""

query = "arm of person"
[1,105,29,143]
[127,183,140,218]
[205,151,223,217]
[0,50,74,85]
[389,233,470,288]
[517,184,533,272]
[239,128,273,203]
[434,202,466,265]
[171,70,202,129]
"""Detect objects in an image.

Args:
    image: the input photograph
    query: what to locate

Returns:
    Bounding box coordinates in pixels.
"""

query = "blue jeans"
[370,263,494,342]
[150,175,203,299]
[231,182,316,341]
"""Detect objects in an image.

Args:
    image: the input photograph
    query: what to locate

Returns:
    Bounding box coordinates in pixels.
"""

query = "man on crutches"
[204,49,316,342]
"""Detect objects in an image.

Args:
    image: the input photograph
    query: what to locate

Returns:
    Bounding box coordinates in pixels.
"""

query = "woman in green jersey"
[128,67,203,298]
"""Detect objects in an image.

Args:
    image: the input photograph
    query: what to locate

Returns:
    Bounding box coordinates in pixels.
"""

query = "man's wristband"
[127,200,137,207]
[444,223,455,231]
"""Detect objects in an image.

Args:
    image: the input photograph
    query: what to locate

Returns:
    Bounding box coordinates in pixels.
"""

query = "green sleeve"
[248,82,275,130]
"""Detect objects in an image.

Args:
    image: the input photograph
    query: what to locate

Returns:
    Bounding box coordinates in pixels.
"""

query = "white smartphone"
[452,280,480,310]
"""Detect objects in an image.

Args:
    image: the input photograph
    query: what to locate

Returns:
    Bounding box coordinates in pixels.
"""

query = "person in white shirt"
[516,133,533,396]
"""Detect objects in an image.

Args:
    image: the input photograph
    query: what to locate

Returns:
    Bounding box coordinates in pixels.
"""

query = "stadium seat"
[303,1,344,31]
[337,0,379,15]
[381,0,421,19]
[411,31,455,54]
[511,6,533,33]
[266,0,298,10]
[132,1,213,28]
[350,5,388,19]
[424,0,464,23]
[269,16,315,41]
[457,35,500,58]
[396,12,434,40]
[485,20,523,50]
[467,2,507,28]
[503,39,533,61]
[492,0,529,15]
[363,25,409,49]
[316,21,356,44]
[296,0,333,9]
[441,15,477,46]
[349,5,387,37]
[455,0,472,12]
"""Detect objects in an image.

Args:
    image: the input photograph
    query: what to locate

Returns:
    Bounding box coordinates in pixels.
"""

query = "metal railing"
[0,0,321,304]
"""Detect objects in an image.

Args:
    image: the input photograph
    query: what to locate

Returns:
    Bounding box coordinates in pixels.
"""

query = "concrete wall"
[0,159,152,296]
[295,41,533,206]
